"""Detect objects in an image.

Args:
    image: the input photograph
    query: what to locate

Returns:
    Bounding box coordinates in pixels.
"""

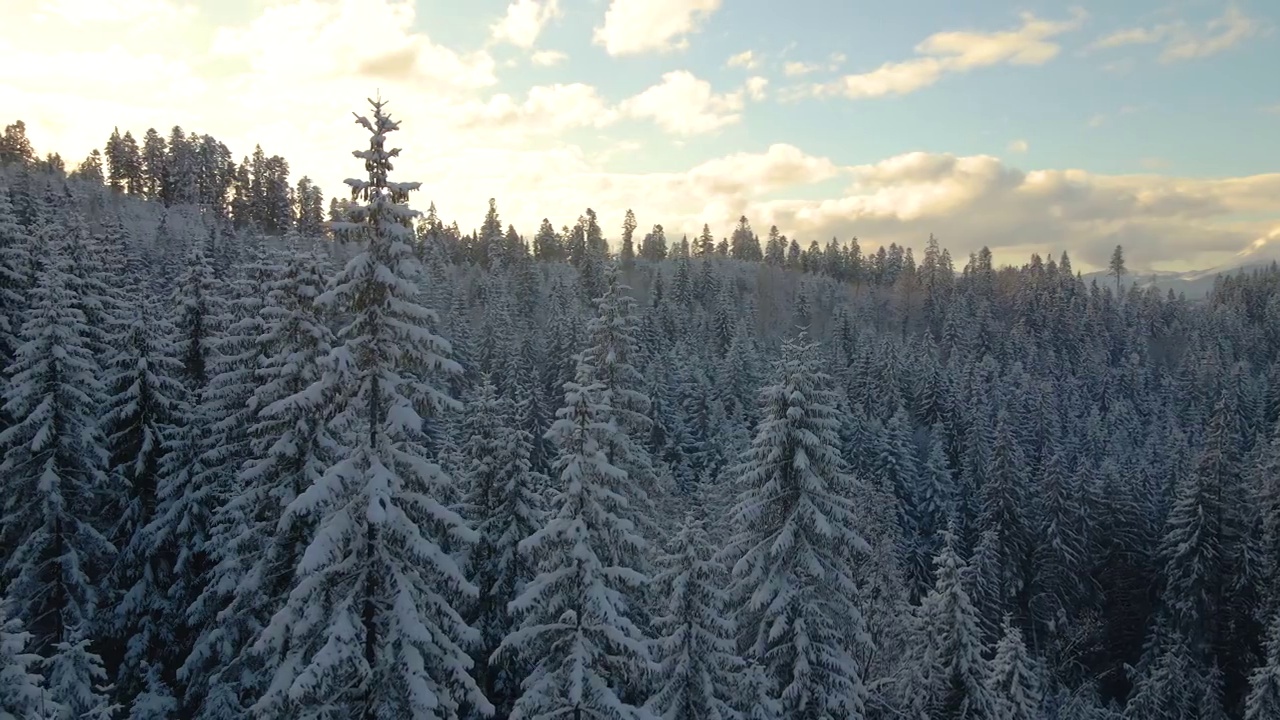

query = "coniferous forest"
[2,100,1280,720]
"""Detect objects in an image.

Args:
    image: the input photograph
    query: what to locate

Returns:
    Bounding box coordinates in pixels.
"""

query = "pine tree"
[620,209,637,269]
[737,662,781,720]
[295,177,326,236]
[985,616,1043,720]
[100,300,185,545]
[141,129,167,200]
[580,264,666,540]
[1029,441,1088,653]
[44,632,119,720]
[725,333,872,718]
[170,243,223,391]
[919,527,997,720]
[0,241,113,655]
[247,97,487,718]
[0,187,28,388]
[0,594,48,719]
[498,370,654,720]
[1246,610,1280,720]
[1108,245,1126,296]
[645,510,741,720]
[96,301,185,710]
[461,377,546,717]
[182,247,338,718]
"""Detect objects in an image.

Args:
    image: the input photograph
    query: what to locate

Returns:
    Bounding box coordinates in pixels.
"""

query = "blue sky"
[2,0,1278,271]
[446,0,1280,178]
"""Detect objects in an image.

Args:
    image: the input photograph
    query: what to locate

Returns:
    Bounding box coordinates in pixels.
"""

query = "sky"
[1,0,1278,273]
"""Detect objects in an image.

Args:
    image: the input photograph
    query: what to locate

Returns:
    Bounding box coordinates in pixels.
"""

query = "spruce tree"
[461,377,546,717]
[580,264,665,542]
[919,527,997,720]
[985,616,1043,720]
[645,510,741,720]
[1246,611,1280,720]
[247,97,486,718]
[0,594,48,719]
[0,240,115,712]
[181,247,338,718]
[498,369,654,720]
[725,333,872,718]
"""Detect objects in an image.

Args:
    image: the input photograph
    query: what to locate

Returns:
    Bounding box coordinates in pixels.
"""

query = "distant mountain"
[1083,258,1280,298]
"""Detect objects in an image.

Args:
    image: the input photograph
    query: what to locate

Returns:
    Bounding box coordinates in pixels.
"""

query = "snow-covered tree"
[461,377,546,717]
[95,300,187,714]
[99,303,184,551]
[246,97,486,719]
[0,595,47,719]
[919,527,998,720]
[43,632,119,720]
[725,332,872,718]
[580,264,666,538]
[498,371,654,720]
[986,616,1043,720]
[0,242,113,657]
[181,246,338,718]
[645,510,741,720]
[1246,610,1280,719]
[169,243,223,391]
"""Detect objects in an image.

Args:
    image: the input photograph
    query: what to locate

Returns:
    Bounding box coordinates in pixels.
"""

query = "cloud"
[211,0,497,91]
[727,50,760,69]
[619,70,744,135]
[1008,139,1029,153]
[804,9,1088,100]
[754,151,1280,271]
[457,84,619,134]
[1086,3,1262,63]
[745,76,769,101]
[784,61,821,77]
[32,0,196,26]
[490,0,561,48]
[531,49,567,66]
[1088,25,1170,50]
[1264,103,1280,115]
[594,0,722,56]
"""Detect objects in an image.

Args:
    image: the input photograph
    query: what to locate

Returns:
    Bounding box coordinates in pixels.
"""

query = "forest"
[1,101,1280,720]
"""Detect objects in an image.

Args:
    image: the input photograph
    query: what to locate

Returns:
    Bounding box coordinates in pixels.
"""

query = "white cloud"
[1008,139,1029,153]
[593,0,722,56]
[211,0,497,91]
[745,76,769,101]
[757,151,1280,271]
[1087,3,1262,63]
[784,61,821,77]
[458,84,619,134]
[805,9,1087,100]
[620,70,744,135]
[727,50,760,69]
[531,49,567,66]
[33,0,196,26]
[490,0,561,49]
